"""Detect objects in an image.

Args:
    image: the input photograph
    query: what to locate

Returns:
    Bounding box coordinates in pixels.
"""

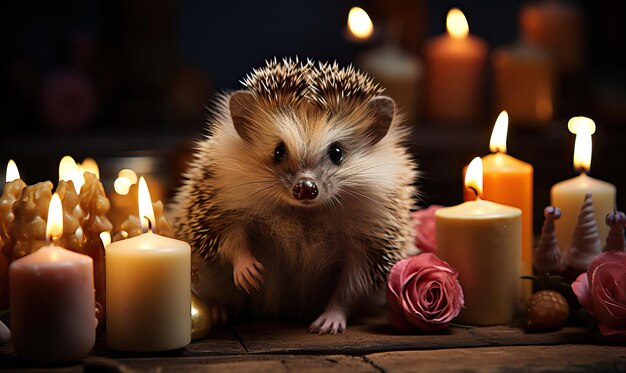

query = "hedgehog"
[172,58,418,334]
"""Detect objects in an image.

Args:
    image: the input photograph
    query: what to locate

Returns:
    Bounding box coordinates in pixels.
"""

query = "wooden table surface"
[1,315,625,372]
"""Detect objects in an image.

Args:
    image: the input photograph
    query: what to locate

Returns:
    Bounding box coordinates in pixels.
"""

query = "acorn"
[527,290,569,331]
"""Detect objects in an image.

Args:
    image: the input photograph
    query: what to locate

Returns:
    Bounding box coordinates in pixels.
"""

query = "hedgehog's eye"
[274,142,287,162]
[328,143,343,165]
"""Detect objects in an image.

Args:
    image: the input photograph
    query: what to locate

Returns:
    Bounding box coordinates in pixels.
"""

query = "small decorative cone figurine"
[534,206,563,274]
[603,210,626,252]
[0,177,26,308]
[565,193,602,272]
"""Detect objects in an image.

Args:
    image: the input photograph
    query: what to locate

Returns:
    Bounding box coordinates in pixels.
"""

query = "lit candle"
[346,7,374,42]
[425,8,488,123]
[464,111,533,301]
[106,177,191,351]
[437,158,522,325]
[551,117,616,253]
[9,194,96,364]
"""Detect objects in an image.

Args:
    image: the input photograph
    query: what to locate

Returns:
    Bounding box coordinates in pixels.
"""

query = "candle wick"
[144,216,154,233]
[468,186,479,199]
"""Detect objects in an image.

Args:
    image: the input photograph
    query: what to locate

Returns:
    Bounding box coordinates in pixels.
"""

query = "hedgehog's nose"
[293,179,318,201]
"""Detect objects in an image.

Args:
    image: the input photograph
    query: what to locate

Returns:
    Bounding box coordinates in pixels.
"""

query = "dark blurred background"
[0,0,624,234]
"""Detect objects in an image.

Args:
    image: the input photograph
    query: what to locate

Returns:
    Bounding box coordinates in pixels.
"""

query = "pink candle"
[9,194,96,364]
[425,8,487,124]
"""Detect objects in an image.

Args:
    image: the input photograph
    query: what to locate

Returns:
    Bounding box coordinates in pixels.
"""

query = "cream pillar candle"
[106,177,190,352]
[425,8,488,124]
[551,117,616,253]
[436,158,522,325]
[9,194,96,364]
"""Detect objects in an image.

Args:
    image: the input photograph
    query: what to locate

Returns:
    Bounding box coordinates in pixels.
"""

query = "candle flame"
[489,111,509,153]
[100,231,111,247]
[446,8,469,39]
[138,177,156,233]
[348,7,374,40]
[568,116,596,136]
[572,121,593,173]
[119,169,138,184]
[46,193,63,241]
[114,169,138,195]
[465,157,483,198]
[6,160,20,182]
[59,156,84,194]
[82,158,100,180]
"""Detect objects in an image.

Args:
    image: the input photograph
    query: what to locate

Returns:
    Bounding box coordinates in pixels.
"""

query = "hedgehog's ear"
[229,91,258,142]
[365,96,395,145]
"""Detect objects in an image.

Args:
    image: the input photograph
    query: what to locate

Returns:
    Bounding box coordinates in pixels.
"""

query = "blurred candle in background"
[551,117,616,253]
[464,111,533,302]
[520,1,584,74]
[492,43,554,126]
[425,8,487,124]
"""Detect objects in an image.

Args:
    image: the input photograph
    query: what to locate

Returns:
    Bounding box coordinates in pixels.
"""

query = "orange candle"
[464,111,533,300]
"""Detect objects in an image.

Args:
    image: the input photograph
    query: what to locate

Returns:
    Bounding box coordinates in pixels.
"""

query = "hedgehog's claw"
[308,308,347,335]
[233,255,264,293]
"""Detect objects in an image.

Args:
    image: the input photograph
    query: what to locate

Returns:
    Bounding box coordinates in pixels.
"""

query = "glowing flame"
[446,8,469,39]
[119,169,138,184]
[46,193,63,241]
[82,158,100,180]
[568,116,596,135]
[138,177,155,233]
[59,156,84,194]
[489,111,509,153]
[465,157,483,198]
[6,160,20,182]
[348,7,374,40]
[572,121,593,172]
[100,231,111,247]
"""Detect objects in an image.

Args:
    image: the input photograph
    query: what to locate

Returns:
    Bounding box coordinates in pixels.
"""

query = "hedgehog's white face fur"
[193,59,415,218]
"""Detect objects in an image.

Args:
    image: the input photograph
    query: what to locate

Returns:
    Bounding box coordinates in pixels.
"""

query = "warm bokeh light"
[59,155,84,194]
[138,177,156,233]
[100,231,111,248]
[6,160,20,182]
[568,116,596,135]
[46,193,63,241]
[465,157,483,198]
[489,111,509,153]
[347,7,374,40]
[446,8,469,39]
[573,123,592,172]
[82,158,100,180]
[119,169,138,185]
[114,177,132,195]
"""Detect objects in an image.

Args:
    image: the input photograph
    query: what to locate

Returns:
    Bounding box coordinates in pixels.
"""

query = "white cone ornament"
[565,193,602,272]
[534,206,563,273]
[603,210,626,253]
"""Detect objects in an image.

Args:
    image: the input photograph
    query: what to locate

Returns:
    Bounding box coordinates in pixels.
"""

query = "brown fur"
[172,58,418,329]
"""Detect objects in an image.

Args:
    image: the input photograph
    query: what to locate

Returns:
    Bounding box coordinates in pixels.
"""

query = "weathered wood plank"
[232,317,592,355]
[367,344,626,373]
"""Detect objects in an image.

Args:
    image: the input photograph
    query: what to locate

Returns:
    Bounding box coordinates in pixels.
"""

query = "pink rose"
[412,205,443,253]
[386,253,464,332]
[572,251,626,337]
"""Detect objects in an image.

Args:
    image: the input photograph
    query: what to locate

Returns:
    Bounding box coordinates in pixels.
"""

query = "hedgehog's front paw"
[308,308,347,335]
[233,254,264,293]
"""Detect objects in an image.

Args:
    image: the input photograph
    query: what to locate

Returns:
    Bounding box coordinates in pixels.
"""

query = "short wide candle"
[10,194,96,364]
[106,177,191,352]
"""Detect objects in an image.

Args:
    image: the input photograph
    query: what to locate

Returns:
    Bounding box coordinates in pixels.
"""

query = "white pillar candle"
[436,158,522,325]
[106,177,191,352]
[9,194,96,364]
[551,117,616,253]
